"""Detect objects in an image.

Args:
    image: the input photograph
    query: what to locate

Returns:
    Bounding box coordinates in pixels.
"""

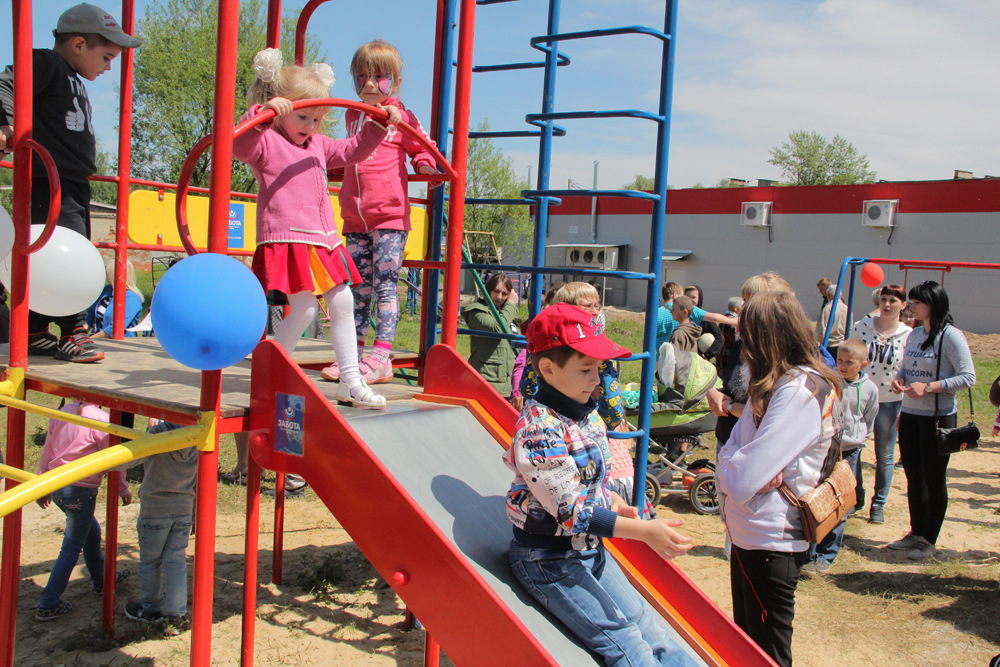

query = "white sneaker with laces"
[887,532,922,551]
[336,377,386,407]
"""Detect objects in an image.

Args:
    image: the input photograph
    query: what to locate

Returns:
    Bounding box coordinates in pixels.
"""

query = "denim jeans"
[137,514,193,616]
[809,447,862,565]
[870,401,902,508]
[509,541,698,667]
[39,485,103,610]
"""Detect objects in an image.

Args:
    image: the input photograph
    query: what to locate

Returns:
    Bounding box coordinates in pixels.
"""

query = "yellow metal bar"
[0,367,26,399]
[0,394,147,441]
[0,465,36,484]
[0,411,214,519]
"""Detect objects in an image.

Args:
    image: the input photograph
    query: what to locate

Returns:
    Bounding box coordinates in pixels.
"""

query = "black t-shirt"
[0,49,97,182]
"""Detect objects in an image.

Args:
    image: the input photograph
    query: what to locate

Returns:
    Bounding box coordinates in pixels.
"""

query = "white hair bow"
[309,62,336,90]
[253,48,283,83]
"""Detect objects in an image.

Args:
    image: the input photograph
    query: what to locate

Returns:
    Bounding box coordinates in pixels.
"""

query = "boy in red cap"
[504,303,698,667]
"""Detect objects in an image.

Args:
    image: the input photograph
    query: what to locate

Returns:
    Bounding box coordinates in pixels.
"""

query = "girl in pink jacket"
[234,49,400,407]
[321,40,441,385]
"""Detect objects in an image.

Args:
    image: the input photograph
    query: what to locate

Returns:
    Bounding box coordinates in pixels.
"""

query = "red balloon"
[861,262,884,288]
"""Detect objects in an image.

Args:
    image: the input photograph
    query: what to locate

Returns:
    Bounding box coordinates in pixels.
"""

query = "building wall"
[541,179,1000,334]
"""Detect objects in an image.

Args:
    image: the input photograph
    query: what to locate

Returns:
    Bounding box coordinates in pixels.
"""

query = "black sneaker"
[94,569,130,594]
[162,615,190,636]
[54,332,105,363]
[124,600,163,625]
[27,331,60,356]
[35,600,74,622]
[869,504,885,524]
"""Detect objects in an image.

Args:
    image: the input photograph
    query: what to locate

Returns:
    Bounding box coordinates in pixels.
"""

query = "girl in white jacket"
[716,291,843,667]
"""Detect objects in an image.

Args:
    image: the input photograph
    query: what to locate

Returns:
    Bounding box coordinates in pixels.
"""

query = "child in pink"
[321,39,441,385]
[235,48,399,407]
[35,401,132,621]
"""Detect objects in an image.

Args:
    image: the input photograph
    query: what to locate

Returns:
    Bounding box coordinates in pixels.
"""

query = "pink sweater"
[37,402,127,493]
[233,104,389,249]
[337,97,437,233]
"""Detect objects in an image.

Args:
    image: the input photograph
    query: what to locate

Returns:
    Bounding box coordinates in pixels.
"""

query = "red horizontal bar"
[868,257,1000,271]
[403,260,446,270]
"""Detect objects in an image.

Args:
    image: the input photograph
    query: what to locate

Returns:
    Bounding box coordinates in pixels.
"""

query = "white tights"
[273,285,360,386]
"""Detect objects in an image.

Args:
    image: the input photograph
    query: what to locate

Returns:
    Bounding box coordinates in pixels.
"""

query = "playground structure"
[0,1,780,666]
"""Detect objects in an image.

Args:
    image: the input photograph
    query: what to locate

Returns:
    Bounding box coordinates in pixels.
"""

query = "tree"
[714,178,746,188]
[460,119,532,262]
[768,130,876,186]
[131,0,328,193]
[620,174,654,191]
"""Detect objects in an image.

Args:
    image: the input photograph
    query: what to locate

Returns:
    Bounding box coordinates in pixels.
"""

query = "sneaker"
[263,482,307,498]
[54,332,104,363]
[320,361,341,382]
[162,614,190,636]
[27,330,60,356]
[94,569,131,593]
[358,355,393,384]
[869,505,885,524]
[887,532,922,551]
[906,537,936,560]
[800,560,831,578]
[336,377,387,407]
[124,600,163,624]
[35,600,74,622]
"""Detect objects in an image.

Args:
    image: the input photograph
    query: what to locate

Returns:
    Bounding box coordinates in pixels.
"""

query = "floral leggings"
[345,230,407,342]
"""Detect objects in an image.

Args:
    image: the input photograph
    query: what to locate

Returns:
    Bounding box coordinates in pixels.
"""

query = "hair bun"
[309,62,336,89]
[253,48,283,83]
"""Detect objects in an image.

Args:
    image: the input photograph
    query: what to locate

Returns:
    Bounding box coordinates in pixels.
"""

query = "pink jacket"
[337,97,437,233]
[233,104,389,249]
[37,402,127,493]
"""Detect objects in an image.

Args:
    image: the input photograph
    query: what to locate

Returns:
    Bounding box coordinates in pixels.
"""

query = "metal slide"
[249,341,776,667]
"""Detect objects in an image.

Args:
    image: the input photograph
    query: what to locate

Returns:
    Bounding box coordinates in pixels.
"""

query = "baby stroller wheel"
[645,472,662,509]
[689,472,719,515]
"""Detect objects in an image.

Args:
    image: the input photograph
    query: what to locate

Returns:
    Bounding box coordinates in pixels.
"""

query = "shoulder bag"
[934,327,980,455]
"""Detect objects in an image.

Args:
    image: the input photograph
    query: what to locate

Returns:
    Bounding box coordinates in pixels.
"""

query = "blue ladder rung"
[531,25,671,45]
[461,262,655,281]
[526,109,665,123]
[457,328,526,343]
[625,351,652,362]
[469,130,542,139]
[522,189,660,202]
[473,58,569,73]
[608,429,645,440]
[477,0,519,5]
[525,119,568,137]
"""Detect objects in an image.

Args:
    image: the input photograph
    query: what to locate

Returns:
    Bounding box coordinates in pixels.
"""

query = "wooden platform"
[1,338,423,423]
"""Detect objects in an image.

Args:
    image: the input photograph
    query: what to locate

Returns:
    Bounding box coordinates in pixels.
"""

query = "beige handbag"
[779,461,856,544]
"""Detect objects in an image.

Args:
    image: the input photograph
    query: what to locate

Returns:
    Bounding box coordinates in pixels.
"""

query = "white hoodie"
[851,316,911,403]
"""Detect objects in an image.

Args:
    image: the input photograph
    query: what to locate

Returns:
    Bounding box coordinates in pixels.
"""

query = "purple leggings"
[345,230,407,342]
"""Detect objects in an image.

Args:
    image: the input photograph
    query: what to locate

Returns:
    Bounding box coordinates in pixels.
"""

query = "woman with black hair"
[889,281,975,560]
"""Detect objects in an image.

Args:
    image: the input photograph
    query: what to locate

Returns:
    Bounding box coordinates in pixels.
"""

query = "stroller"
[627,343,720,515]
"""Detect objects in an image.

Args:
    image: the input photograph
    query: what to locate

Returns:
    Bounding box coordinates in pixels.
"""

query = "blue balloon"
[152,253,267,370]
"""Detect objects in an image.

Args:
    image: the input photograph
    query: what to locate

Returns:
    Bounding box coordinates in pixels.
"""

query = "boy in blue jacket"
[504,303,698,667]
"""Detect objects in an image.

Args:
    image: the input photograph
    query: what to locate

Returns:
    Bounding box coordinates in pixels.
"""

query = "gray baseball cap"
[53,4,142,49]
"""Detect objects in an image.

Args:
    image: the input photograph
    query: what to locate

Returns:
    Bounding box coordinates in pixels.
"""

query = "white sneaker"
[336,378,387,407]
[906,538,936,560]
[887,532,922,551]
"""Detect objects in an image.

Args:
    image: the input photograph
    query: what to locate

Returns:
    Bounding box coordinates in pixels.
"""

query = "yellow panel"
[406,205,430,260]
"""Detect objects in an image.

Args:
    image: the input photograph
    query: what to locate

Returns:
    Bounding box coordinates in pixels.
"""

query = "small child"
[668,295,701,352]
[801,338,878,576]
[511,281,565,410]
[505,303,697,667]
[656,282,734,352]
[0,4,141,363]
[462,273,520,396]
[321,39,441,385]
[234,47,396,408]
[35,401,132,621]
[87,259,144,338]
[124,421,198,634]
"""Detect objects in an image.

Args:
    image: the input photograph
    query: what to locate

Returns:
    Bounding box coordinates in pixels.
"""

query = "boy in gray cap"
[0,4,140,363]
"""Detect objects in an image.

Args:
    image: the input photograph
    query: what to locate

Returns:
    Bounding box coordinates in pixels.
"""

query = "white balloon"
[0,206,14,260]
[0,225,106,316]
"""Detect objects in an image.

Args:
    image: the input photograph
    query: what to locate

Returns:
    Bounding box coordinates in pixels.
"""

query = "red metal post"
[191,373,221,667]
[266,0,282,48]
[240,456,262,666]
[271,472,285,585]
[439,0,477,348]
[423,633,441,667]
[0,0,33,663]
[111,0,137,339]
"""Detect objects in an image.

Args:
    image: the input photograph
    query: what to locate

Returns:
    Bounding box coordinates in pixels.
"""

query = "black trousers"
[27,177,91,337]
[898,411,954,544]
[730,545,809,667]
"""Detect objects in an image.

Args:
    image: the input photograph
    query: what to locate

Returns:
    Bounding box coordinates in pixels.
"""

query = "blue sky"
[4,0,998,189]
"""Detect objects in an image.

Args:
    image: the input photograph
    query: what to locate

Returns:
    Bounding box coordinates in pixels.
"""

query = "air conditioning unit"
[564,245,620,270]
[741,202,772,227]
[862,200,898,227]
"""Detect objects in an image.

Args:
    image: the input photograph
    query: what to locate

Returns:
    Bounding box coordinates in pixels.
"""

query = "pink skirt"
[252,242,362,295]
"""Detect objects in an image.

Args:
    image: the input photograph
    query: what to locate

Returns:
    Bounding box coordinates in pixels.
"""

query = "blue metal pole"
[631,0,678,509]
[844,263,859,340]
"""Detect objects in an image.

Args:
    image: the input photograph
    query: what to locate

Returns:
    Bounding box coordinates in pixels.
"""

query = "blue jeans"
[509,541,698,667]
[39,485,103,610]
[809,447,862,565]
[871,401,902,508]
[137,514,193,616]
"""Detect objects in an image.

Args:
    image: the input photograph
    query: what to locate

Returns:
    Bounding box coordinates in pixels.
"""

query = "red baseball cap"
[525,303,632,360]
